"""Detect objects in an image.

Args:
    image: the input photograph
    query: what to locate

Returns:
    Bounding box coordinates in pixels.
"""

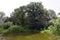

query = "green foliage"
[10,2,49,31]
[0,2,59,34]
[8,25,34,33]
[0,22,13,34]
[48,19,60,35]
[2,22,13,29]
[0,25,3,33]
[0,25,9,34]
[41,19,60,35]
[41,30,52,34]
[8,25,22,33]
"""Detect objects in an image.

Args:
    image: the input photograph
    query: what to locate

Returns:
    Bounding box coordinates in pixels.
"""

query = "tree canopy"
[10,2,49,31]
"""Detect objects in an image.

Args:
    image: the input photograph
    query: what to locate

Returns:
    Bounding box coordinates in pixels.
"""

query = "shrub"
[8,25,31,33]
[0,22,13,34]
[48,19,60,35]
[8,25,23,33]
[2,22,13,29]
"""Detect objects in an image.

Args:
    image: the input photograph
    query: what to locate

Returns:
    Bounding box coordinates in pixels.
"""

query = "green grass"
[1,33,59,40]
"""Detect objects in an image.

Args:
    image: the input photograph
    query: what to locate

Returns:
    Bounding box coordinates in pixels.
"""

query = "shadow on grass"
[3,32,40,37]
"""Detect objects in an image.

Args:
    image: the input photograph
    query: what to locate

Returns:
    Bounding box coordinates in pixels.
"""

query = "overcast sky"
[0,0,60,16]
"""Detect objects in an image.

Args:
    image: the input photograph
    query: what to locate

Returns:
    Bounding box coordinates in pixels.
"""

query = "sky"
[0,0,60,17]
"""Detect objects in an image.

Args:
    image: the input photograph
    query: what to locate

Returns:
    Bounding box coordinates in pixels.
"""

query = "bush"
[0,25,9,34]
[0,22,38,34]
[8,25,23,33]
[2,22,13,29]
[48,19,60,35]
[0,22,13,34]
[8,25,31,33]
[41,19,60,35]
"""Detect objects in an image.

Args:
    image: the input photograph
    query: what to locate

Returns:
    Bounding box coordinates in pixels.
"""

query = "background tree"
[47,10,56,19]
[0,12,5,24]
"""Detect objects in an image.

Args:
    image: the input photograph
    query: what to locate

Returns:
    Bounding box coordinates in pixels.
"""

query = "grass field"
[1,33,60,40]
